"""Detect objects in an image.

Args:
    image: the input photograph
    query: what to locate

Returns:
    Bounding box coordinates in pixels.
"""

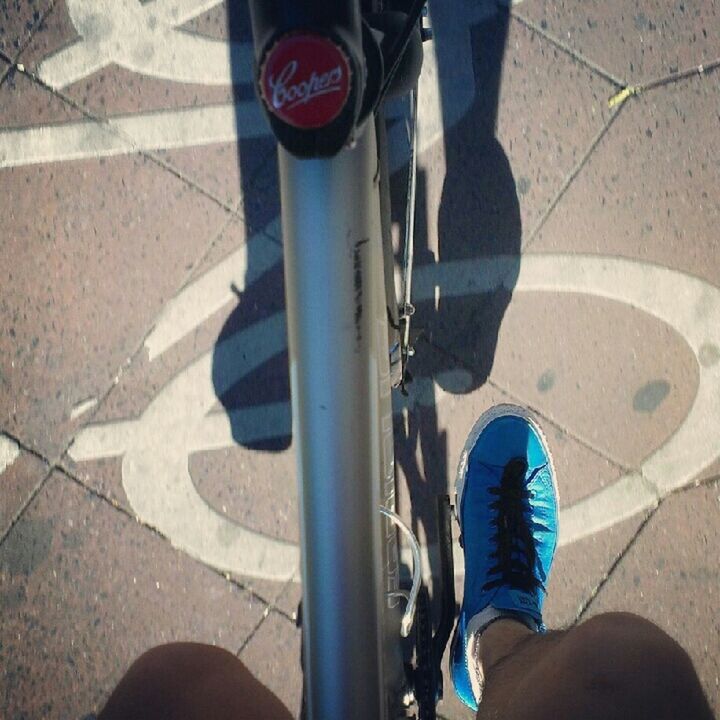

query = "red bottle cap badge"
[260,34,352,129]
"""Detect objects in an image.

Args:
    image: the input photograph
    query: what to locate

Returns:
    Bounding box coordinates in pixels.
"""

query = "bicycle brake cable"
[375,0,428,110]
[399,83,418,393]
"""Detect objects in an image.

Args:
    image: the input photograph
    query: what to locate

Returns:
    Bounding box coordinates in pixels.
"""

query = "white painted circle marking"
[69,250,720,580]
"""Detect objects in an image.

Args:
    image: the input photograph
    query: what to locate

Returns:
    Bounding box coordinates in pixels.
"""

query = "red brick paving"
[1,1,718,718]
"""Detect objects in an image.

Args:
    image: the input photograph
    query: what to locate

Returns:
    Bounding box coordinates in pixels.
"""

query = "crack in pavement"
[523,103,625,250]
[572,473,720,626]
[573,500,660,625]
[5,63,252,217]
[56,465,278,609]
[510,12,627,88]
[1,0,58,73]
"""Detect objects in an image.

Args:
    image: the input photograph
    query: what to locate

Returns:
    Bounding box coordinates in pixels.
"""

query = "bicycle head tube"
[249,0,368,158]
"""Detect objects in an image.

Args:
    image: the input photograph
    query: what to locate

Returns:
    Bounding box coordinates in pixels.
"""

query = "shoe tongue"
[503,457,528,480]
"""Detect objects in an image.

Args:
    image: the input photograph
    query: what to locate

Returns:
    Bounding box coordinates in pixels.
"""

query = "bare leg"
[475,612,714,720]
[98,642,293,720]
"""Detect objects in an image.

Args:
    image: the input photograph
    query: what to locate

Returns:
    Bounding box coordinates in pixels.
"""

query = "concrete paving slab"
[409,15,614,373]
[531,75,720,287]
[0,153,232,457]
[0,471,266,720]
[0,0,51,60]
[0,63,82,128]
[18,0,235,113]
[5,0,274,215]
[190,447,297,544]
[488,290,698,470]
[239,609,302,718]
[0,434,48,538]
[585,481,720,716]
[416,14,614,271]
[544,514,648,629]
[514,0,720,84]
[157,137,276,214]
[62,216,294,601]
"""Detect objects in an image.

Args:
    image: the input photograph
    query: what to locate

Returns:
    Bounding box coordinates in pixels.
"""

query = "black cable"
[374,0,426,108]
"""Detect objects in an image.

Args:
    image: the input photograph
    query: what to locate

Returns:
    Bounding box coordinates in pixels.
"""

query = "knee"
[578,613,684,666]
[578,612,684,662]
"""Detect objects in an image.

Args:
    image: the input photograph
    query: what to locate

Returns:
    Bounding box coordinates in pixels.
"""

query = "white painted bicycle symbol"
[67,230,720,581]
[3,1,719,583]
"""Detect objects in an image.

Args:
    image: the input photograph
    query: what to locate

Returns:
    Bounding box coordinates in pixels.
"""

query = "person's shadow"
[215,2,521,576]
[393,4,520,579]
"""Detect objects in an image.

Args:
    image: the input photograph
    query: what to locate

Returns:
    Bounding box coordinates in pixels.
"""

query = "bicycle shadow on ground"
[214,2,521,577]
[393,5,521,589]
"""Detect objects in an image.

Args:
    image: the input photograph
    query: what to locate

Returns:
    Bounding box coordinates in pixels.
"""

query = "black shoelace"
[482,457,542,594]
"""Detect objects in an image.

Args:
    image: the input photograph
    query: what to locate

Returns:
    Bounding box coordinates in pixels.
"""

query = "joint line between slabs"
[485,376,635,472]
[7,65,245,217]
[624,57,720,97]
[236,606,274,656]
[420,337,635,474]
[668,472,720,496]
[0,62,11,88]
[0,469,52,547]
[523,103,625,251]
[510,13,627,88]
[572,500,662,626]
[54,466,278,608]
[0,428,53,466]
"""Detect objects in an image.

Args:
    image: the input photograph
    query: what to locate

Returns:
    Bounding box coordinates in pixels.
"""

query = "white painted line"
[116,101,267,148]
[0,103,267,170]
[557,473,658,546]
[69,254,720,581]
[146,221,282,360]
[0,434,21,475]
[70,419,139,462]
[37,0,249,88]
[121,310,295,580]
[0,3,476,168]
[70,397,98,420]
[0,120,135,169]
[415,254,720,538]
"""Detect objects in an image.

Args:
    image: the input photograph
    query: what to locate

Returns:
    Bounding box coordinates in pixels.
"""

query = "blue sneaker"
[450,404,559,710]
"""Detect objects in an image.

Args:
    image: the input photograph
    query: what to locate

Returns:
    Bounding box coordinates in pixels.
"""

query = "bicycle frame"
[281,120,403,719]
[248,2,426,717]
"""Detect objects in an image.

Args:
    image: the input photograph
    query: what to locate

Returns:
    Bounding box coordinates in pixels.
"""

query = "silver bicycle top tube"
[279,123,394,720]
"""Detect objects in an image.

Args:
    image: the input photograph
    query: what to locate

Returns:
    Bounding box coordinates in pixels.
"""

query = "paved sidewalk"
[1,1,718,718]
